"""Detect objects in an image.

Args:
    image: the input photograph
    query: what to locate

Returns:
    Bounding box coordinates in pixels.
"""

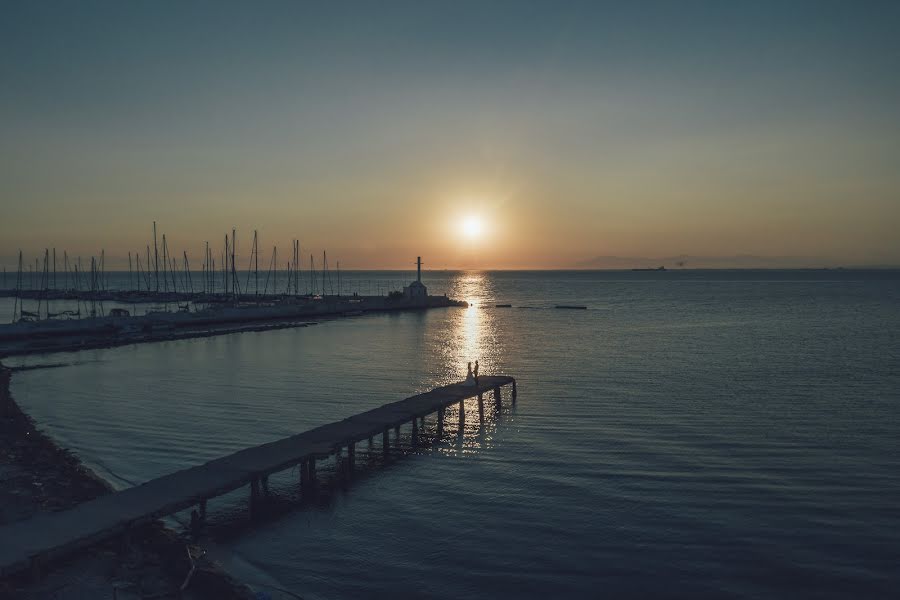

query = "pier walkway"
[0,376,516,578]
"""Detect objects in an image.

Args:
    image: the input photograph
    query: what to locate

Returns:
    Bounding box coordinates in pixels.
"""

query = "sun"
[461,214,484,239]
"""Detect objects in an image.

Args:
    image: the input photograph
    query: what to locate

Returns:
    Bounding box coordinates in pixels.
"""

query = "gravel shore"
[0,363,256,600]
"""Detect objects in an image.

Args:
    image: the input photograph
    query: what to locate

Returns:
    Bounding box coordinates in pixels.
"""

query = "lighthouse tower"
[404,256,428,305]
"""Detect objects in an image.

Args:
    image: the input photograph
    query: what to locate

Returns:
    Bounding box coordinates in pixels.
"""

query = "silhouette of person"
[465,361,475,385]
[473,360,479,384]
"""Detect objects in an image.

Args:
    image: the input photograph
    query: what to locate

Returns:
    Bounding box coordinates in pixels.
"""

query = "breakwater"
[0,293,466,357]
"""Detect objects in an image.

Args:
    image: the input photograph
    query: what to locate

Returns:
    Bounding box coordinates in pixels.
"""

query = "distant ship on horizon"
[632,266,667,272]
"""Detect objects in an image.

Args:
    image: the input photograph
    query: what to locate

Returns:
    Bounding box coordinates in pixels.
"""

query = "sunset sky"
[2,1,899,269]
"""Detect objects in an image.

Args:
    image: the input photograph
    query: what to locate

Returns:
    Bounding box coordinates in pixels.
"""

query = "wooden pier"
[0,376,516,578]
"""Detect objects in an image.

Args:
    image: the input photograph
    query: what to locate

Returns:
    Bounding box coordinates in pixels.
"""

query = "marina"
[0,253,466,357]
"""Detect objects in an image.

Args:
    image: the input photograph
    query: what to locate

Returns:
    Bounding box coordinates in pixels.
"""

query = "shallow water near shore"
[7,270,900,598]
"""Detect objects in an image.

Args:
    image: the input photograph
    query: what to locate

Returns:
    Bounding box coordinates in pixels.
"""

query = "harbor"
[0,251,466,357]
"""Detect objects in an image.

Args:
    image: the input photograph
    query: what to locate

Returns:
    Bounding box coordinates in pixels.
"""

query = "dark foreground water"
[7,270,900,599]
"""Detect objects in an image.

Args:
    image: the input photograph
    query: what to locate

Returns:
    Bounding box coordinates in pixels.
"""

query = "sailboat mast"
[13,250,22,322]
[223,236,229,296]
[153,221,160,293]
[162,234,169,293]
[231,228,236,299]
[205,241,210,294]
[99,249,105,291]
[294,240,299,295]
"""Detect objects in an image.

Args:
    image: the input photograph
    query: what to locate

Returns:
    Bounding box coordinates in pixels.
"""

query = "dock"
[0,376,516,578]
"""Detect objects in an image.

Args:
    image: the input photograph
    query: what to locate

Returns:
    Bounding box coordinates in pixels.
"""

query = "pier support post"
[347,443,355,474]
[261,475,270,496]
[120,525,132,554]
[458,399,465,433]
[199,498,207,520]
[0,367,10,419]
[308,458,317,486]
[437,407,445,439]
[382,428,390,459]
[478,393,484,424]
[300,460,309,487]
[335,446,342,473]
[394,424,401,442]
[250,476,261,518]
[494,387,502,411]
[412,417,418,447]
[512,380,517,404]
[368,436,374,448]
[29,555,42,583]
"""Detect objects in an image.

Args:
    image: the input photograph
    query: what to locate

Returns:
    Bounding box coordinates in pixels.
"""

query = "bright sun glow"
[461,214,484,238]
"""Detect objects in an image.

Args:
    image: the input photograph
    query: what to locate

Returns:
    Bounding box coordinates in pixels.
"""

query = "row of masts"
[9,248,108,320]
[5,222,347,298]
[4,222,355,322]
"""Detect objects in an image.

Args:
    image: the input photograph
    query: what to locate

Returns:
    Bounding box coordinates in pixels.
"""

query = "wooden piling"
[411,417,419,447]
[29,555,41,583]
[347,443,355,473]
[494,387,502,410]
[120,525,132,555]
[477,393,485,424]
[437,406,445,438]
[249,476,260,518]
[512,380,517,403]
[382,428,390,459]
[458,399,465,432]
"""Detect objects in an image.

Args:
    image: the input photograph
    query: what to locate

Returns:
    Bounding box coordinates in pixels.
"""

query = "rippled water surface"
[8,270,900,598]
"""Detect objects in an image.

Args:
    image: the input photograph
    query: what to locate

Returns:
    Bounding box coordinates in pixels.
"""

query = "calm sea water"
[6,270,900,599]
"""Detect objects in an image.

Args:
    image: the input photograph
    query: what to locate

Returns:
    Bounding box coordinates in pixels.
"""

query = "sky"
[2,0,899,270]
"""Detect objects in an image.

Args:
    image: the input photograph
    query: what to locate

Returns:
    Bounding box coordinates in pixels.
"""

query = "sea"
[4,270,900,599]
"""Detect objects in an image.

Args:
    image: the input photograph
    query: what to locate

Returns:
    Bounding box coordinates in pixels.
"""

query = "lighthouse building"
[403,256,428,306]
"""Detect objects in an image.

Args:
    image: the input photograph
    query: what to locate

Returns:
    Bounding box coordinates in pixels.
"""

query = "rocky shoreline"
[0,363,256,599]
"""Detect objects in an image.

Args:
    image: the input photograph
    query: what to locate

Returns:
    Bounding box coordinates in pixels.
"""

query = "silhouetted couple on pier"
[464,360,479,386]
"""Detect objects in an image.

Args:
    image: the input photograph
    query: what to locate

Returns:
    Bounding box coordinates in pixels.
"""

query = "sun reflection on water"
[445,271,499,382]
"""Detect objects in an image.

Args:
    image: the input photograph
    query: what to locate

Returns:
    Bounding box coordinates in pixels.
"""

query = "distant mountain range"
[576,255,898,269]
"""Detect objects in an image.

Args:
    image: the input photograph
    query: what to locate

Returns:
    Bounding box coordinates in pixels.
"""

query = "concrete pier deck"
[0,376,516,578]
